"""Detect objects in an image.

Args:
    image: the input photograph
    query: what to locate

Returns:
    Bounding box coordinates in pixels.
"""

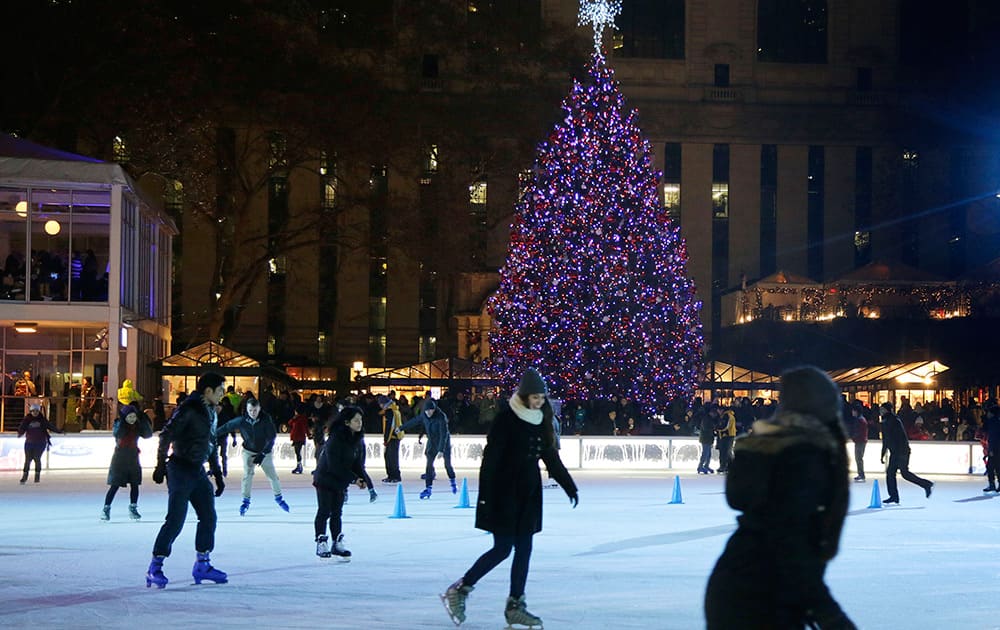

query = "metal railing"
[0,395,117,432]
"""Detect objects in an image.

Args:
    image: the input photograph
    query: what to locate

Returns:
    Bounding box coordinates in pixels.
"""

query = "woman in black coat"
[704,366,856,629]
[441,368,578,628]
[101,404,153,521]
[312,406,376,560]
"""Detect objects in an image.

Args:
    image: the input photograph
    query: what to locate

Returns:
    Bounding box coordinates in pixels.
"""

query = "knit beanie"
[778,365,842,425]
[517,368,548,397]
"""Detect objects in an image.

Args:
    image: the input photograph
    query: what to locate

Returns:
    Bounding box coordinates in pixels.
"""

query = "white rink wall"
[0,433,984,475]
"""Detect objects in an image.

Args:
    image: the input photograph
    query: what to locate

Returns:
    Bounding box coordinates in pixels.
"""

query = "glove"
[369,488,378,503]
[252,452,265,465]
[880,454,886,464]
[152,463,166,484]
[213,470,225,497]
[568,492,579,508]
[356,478,367,489]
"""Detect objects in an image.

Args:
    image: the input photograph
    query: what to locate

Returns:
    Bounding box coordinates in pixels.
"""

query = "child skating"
[101,404,153,520]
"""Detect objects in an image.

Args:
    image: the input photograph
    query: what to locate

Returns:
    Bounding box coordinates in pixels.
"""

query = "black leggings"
[314,486,345,539]
[293,442,304,463]
[464,533,534,598]
[105,484,139,505]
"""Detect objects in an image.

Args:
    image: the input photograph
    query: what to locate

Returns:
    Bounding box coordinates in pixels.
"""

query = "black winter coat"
[880,413,909,460]
[705,411,855,630]
[107,412,153,486]
[217,410,277,455]
[475,404,576,536]
[313,423,373,491]
[156,393,221,472]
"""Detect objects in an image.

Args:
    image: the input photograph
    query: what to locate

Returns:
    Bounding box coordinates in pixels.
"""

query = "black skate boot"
[34,470,40,483]
[192,551,228,584]
[128,503,141,520]
[100,505,111,521]
[316,535,332,558]
[331,533,351,561]
[440,578,474,626]
[504,595,542,629]
[20,469,28,485]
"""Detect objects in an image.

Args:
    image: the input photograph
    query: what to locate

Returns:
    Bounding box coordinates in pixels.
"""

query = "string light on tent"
[577,0,622,54]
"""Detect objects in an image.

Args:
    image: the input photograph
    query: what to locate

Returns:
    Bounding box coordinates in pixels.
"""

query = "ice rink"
[2,467,998,629]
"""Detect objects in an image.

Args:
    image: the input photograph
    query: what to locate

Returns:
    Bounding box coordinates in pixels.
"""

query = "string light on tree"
[577,0,622,54]
[489,51,704,412]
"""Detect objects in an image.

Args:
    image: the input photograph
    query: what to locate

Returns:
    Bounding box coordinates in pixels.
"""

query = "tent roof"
[833,260,947,283]
[0,133,132,187]
[754,270,819,285]
[703,361,779,387]
[159,341,260,368]
[827,360,949,386]
[0,134,103,162]
[361,357,499,386]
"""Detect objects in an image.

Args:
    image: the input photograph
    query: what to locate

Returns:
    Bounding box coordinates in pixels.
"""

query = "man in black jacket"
[145,372,228,589]
[880,402,933,504]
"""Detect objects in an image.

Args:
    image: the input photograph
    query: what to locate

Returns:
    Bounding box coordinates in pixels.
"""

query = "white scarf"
[508,393,543,426]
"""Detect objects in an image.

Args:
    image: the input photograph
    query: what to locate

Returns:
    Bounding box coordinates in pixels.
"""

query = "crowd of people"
[2,249,107,302]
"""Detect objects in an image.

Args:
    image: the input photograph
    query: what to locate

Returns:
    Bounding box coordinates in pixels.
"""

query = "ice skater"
[101,404,153,521]
[879,402,933,503]
[146,371,228,588]
[17,403,62,484]
[216,394,289,515]
[288,407,310,474]
[312,406,377,560]
[441,367,578,629]
[704,366,856,629]
[380,395,403,483]
[397,398,456,498]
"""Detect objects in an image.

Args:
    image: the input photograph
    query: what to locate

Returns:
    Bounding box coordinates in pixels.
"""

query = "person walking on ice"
[216,393,289,515]
[879,401,933,504]
[101,404,153,521]
[312,406,377,560]
[397,398,456,499]
[145,372,228,589]
[441,367,578,628]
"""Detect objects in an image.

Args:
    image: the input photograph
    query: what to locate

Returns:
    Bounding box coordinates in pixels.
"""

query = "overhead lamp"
[44,219,61,235]
[14,322,37,333]
[15,200,28,217]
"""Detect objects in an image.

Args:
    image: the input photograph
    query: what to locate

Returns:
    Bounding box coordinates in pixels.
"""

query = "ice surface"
[2,468,998,629]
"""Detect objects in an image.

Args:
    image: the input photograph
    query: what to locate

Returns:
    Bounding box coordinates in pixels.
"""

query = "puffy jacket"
[156,392,220,471]
[114,406,153,449]
[399,401,450,453]
[313,422,373,491]
[217,409,277,455]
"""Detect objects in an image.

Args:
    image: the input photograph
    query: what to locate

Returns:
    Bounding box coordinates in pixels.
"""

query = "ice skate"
[420,486,432,500]
[315,535,332,558]
[984,485,997,493]
[20,471,28,485]
[382,477,400,484]
[331,533,351,561]
[100,505,111,521]
[450,478,458,494]
[274,494,290,512]
[440,578,474,626]
[145,556,168,589]
[128,503,141,520]
[504,595,543,629]
[292,463,303,475]
[192,552,228,584]
[239,497,250,516]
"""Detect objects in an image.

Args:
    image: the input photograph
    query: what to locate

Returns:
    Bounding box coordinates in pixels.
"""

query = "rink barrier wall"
[0,434,985,476]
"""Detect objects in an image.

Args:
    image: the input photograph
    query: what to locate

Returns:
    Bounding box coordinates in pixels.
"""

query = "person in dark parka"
[879,402,933,503]
[312,406,377,559]
[441,367,578,628]
[101,404,153,521]
[705,366,856,630]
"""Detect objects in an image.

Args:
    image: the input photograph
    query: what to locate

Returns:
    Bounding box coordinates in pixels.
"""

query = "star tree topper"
[577,0,622,54]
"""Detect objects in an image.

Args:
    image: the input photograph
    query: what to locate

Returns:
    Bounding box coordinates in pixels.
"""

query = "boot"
[239,497,250,516]
[192,551,228,584]
[274,494,289,512]
[34,470,40,483]
[420,486,432,500]
[331,533,351,559]
[100,505,111,521]
[315,535,332,558]
[128,503,141,520]
[20,469,28,485]
[145,556,168,589]
[441,578,474,625]
[450,478,458,494]
[292,463,303,475]
[505,595,542,628]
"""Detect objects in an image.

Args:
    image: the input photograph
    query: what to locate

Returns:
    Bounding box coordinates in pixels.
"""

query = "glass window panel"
[29,189,72,302]
[0,187,28,301]
[71,198,110,302]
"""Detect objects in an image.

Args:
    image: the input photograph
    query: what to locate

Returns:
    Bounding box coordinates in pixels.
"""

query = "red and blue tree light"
[489,53,704,411]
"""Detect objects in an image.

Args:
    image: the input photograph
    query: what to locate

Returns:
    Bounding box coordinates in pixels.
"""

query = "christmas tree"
[488,46,704,411]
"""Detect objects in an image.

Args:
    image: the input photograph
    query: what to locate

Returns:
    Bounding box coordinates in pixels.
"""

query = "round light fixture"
[44,219,61,235]
[15,200,27,217]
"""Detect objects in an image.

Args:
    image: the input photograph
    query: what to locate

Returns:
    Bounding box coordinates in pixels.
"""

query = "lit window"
[712,183,729,218]
[854,231,870,249]
[113,135,130,163]
[318,331,327,362]
[469,180,487,205]
[902,150,919,168]
[267,335,277,355]
[426,145,439,174]
[268,256,288,276]
[268,131,288,169]
[663,183,681,219]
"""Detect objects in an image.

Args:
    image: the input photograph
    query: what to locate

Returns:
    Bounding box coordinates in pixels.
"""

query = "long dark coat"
[704,411,854,629]
[474,404,576,536]
[107,411,153,486]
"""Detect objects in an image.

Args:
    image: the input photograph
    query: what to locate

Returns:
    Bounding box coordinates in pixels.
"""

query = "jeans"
[698,442,713,470]
[152,460,217,557]
[854,441,867,479]
[424,445,455,485]
[464,533,534,598]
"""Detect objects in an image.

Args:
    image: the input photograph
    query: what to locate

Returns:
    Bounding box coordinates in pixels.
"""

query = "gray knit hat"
[779,365,842,425]
[517,368,548,397]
